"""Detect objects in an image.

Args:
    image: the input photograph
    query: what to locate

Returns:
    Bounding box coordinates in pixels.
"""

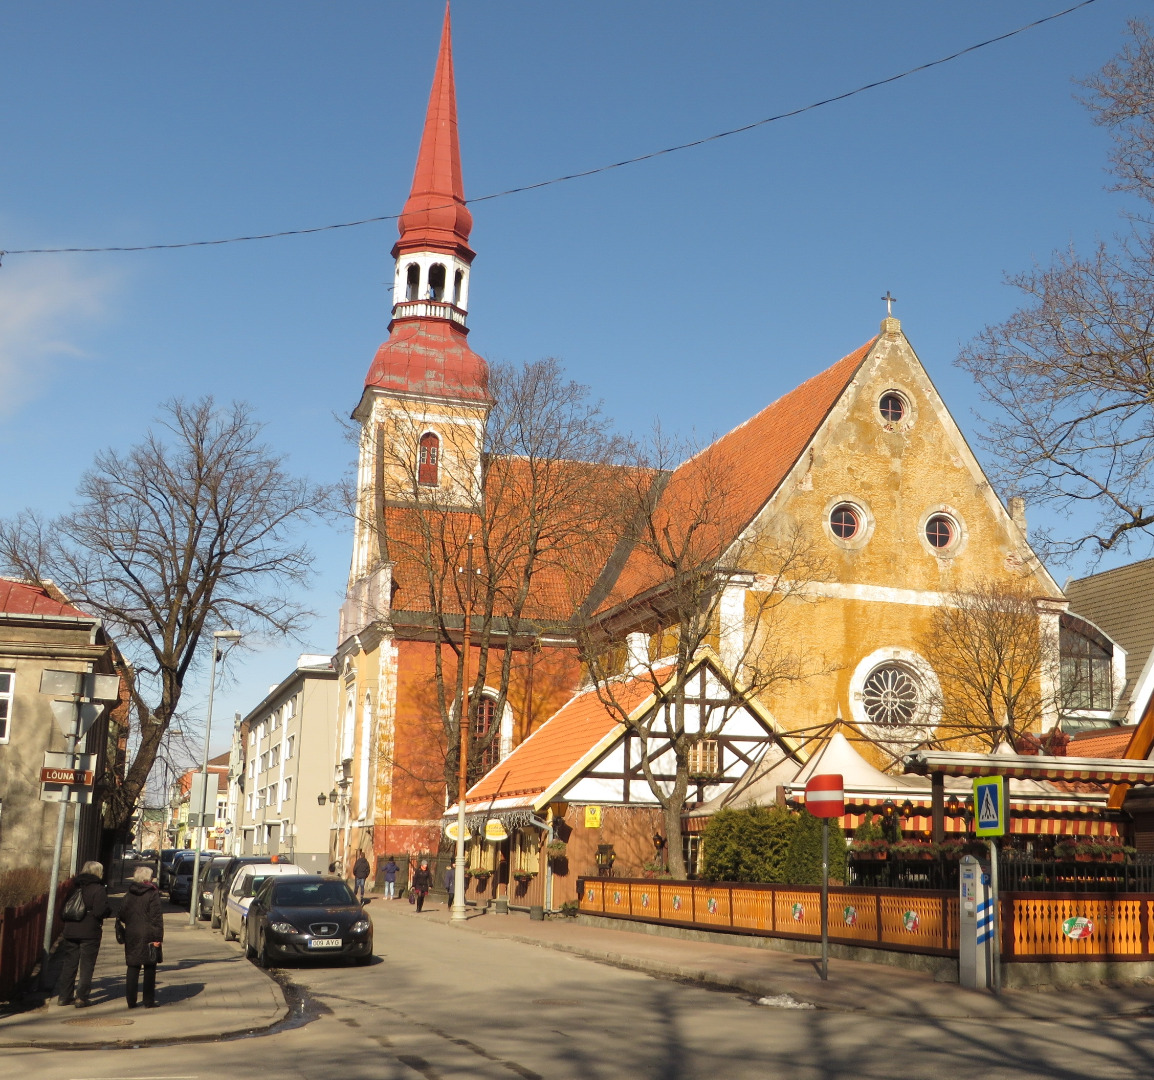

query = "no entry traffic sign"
[805,773,845,818]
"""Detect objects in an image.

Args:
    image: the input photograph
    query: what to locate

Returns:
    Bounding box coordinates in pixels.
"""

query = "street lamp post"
[188,629,241,926]
[452,536,476,924]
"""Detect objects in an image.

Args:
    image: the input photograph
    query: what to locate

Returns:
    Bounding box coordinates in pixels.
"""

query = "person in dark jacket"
[55,861,110,1008]
[352,852,371,902]
[411,860,432,912]
[382,856,399,900]
[116,865,164,1009]
[442,862,455,909]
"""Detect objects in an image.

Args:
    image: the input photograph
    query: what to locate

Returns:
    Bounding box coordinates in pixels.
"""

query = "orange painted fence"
[578,878,1154,964]
[0,878,72,1000]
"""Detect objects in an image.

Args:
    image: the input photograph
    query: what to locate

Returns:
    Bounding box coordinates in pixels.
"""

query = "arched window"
[1061,618,1113,711]
[453,269,464,306]
[418,432,440,486]
[428,263,446,301]
[405,263,420,301]
[472,696,500,777]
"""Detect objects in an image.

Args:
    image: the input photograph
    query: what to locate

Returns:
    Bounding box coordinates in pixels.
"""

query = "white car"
[223,862,306,948]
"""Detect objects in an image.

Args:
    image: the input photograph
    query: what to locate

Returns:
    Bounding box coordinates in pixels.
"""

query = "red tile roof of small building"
[0,577,90,619]
[463,669,668,808]
[1068,728,1134,760]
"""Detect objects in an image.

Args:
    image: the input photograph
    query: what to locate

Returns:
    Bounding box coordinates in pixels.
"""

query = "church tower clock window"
[418,432,441,486]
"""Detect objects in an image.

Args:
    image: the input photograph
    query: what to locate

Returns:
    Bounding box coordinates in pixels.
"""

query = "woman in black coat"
[116,865,164,1009]
[55,860,110,1007]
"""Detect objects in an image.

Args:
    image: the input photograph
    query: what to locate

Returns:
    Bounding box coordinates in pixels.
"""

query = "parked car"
[168,851,215,907]
[211,856,281,930]
[196,858,229,920]
[245,875,373,968]
[158,848,182,890]
[223,862,306,945]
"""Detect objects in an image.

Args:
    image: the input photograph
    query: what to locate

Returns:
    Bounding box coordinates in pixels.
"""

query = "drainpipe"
[528,813,553,912]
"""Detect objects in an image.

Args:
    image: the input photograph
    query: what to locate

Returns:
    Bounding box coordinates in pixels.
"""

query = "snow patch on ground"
[756,993,816,1009]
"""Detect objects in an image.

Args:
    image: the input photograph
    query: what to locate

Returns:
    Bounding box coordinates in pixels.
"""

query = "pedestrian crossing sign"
[973,776,1006,837]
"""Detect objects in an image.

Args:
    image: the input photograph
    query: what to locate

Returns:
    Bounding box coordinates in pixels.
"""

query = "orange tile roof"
[1068,728,1136,760]
[0,577,90,619]
[600,339,875,609]
[463,669,666,808]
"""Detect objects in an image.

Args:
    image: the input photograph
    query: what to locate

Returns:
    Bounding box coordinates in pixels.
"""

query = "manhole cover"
[63,1017,135,1027]
[532,999,578,1007]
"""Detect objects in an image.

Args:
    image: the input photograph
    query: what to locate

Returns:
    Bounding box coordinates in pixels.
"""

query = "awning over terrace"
[904,749,1154,785]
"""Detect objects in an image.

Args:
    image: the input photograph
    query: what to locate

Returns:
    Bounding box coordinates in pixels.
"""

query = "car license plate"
[308,938,342,949]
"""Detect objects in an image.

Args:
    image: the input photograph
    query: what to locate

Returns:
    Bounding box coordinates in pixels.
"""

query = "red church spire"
[394,2,474,262]
[362,2,490,405]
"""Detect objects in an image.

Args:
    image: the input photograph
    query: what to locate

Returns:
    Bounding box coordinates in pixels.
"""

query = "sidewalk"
[0,903,287,1048]
[375,893,1154,1020]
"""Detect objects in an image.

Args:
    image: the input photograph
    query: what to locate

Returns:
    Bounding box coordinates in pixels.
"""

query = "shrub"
[783,809,847,886]
[0,867,50,910]
[700,805,797,883]
[853,815,885,844]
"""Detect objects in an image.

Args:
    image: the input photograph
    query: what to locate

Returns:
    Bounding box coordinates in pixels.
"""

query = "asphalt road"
[8,907,1154,1080]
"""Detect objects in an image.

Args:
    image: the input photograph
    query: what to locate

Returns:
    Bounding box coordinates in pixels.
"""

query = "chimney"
[1009,496,1027,538]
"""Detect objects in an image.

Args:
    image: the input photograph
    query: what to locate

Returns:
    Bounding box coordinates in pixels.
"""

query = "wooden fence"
[0,878,72,1000]
[578,877,1154,964]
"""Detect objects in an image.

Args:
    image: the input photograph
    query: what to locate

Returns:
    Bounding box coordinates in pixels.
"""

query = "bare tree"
[0,397,324,835]
[362,359,632,803]
[919,579,1064,753]
[572,431,830,878]
[959,20,1154,559]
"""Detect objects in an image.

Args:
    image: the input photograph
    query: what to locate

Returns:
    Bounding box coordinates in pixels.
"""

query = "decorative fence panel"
[0,878,71,1000]
[578,878,1154,964]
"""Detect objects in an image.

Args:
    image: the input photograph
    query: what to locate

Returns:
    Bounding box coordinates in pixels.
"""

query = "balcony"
[392,299,467,326]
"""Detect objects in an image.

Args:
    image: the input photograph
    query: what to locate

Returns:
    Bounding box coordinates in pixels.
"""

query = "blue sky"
[0,1,1141,755]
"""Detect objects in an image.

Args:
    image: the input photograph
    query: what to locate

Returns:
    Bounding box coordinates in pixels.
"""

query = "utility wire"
[0,0,1101,260]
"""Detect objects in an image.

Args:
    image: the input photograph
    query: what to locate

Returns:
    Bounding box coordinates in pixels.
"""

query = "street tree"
[958,20,1154,558]
[919,579,1064,753]
[0,397,325,836]
[572,431,830,879]
[361,358,632,802]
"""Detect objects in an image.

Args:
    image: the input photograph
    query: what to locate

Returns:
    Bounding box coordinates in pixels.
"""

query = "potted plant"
[471,869,492,885]
[850,838,889,860]
[936,839,968,861]
[512,870,537,884]
[546,840,568,860]
[891,839,934,861]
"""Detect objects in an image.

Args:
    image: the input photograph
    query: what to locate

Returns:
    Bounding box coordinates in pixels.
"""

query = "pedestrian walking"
[352,852,371,902]
[382,856,399,900]
[116,865,164,1009]
[55,860,110,1008]
[411,859,432,912]
[443,862,455,909]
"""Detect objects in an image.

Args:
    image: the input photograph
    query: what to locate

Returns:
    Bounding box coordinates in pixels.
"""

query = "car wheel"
[210,908,221,930]
[224,918,237,942]
[258,931,272,970]
[243,920,255,958]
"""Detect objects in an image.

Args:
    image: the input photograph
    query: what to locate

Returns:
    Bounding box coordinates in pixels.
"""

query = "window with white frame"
[0,669,13,742]
[284,696,296,720]
[270,745,280,769]
[270,708,279,731]
[256,789,266,810]
[246,792,253,813]
[249,728,256,747]
[260,751,269,774]
[282,777,292,803]
[687,739,720,777]
[258,722,266,743]
[285,735,295,760]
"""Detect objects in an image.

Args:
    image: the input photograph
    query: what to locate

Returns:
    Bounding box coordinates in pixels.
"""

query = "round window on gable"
[829,503,861,541]
[925,514,955,550]
[878,391,908,424]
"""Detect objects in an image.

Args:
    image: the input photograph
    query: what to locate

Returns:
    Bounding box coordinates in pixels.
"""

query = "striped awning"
[904,750,1154,784]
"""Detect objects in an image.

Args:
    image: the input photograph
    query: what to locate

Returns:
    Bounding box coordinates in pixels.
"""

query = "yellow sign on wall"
[584,806,602,829]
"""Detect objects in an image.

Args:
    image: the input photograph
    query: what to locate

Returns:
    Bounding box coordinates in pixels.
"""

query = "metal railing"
[848,853,1154,893]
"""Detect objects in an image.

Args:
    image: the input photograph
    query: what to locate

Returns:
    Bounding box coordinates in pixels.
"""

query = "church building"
[332,4,1092,886]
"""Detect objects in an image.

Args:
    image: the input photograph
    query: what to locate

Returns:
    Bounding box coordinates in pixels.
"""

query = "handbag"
[408,890,416,905]
[61,888,88,923]
[146,942,163,965]
[115,920,126,945]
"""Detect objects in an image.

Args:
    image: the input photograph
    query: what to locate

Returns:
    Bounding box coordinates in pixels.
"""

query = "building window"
[862,664,922,726]
[879,392,907,423]
[1061,623,1113,711]
[453,269,464,306]
[284,696,296,721]
[249,729,256,748]
[472,696,500,776]
[260,752,269,775]
[418,432,441,486]
[829,503,861,541]
[246,793,253,814]
[687,739,719,778]
[924,514,955,550]
[405,262,420,301]
[282,777,292,803]
[285,735,295,760]
[270,745,280,769]
[428,262,446,300]
[258,722,266,743]
[257,789,266,810]
[0,669,13,742]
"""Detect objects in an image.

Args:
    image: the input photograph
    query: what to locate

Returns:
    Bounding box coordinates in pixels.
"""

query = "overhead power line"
[0,0,1102,261]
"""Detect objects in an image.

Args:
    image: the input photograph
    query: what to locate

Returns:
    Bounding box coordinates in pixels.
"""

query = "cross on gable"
[882,291,897,317]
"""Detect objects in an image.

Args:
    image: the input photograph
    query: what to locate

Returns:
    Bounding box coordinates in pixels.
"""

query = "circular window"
[879,392,907,423]
[925,515,955,549]
[862,664,922,726]
[829,503,861,540]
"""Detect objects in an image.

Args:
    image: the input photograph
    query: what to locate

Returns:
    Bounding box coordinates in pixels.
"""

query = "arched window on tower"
[405,263,420,301]
[453,269,464,306]
[1060,616,1114,712]
[428,263,446,301]
[418,432,440,486]
[472,695,500,779]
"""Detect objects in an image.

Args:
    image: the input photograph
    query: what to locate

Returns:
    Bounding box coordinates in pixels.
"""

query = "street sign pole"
[988,837,1001,996]
[973,776,1006,996]
[820,817,829,982]
[40,697,79,987]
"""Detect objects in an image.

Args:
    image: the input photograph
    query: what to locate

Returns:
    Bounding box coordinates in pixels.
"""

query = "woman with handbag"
[55,860,110,1008]
[116,865,164,1009]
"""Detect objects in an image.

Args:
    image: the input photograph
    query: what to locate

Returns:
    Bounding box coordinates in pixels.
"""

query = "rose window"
[862,664,921,726]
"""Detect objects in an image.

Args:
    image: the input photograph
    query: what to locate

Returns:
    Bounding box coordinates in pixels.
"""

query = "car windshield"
[243,875,271,897]
[274,881,356,907]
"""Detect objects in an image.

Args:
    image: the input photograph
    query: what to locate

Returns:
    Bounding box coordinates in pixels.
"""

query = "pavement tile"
[371,892,1154,1020]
